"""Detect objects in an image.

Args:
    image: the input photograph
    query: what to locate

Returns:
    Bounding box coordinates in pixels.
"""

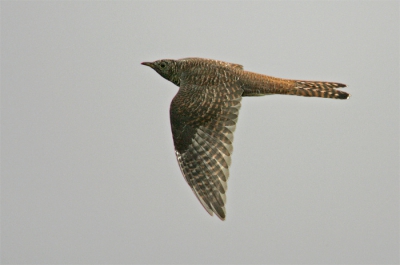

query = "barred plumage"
[142,57,350,220]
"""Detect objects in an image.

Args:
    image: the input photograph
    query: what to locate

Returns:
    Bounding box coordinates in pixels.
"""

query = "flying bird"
[141,57,350,220]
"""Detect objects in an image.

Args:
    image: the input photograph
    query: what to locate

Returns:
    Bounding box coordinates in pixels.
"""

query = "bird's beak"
[141,62,154,68]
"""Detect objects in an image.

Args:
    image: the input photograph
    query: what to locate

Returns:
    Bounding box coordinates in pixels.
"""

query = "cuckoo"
[141,57,350,220]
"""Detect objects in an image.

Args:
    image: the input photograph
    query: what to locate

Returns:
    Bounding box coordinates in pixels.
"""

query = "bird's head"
[141,59,180,86]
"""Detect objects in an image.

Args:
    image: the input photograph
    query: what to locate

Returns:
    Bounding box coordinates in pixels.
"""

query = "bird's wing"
[170,82,243,220]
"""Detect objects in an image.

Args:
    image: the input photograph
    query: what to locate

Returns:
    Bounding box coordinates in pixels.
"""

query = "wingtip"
[216,212,226,221]
[211,204,226,221]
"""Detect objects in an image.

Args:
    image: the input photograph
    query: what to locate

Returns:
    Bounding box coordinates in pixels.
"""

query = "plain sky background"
[2,1,399,264]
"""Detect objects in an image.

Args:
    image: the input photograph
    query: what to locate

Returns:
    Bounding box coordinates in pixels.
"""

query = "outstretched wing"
[170,81,243,220]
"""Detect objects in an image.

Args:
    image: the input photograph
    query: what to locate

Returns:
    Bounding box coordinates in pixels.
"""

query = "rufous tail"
[291,80,350,99]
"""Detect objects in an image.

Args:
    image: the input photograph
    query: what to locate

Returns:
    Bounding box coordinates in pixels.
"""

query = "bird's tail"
[290,80,350,99]
[241,72,350,99]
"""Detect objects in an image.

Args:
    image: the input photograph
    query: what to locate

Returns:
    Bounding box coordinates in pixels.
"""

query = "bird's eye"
[160,62,166,68]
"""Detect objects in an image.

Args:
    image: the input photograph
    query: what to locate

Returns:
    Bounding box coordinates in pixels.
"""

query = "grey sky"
[2,1,399,264]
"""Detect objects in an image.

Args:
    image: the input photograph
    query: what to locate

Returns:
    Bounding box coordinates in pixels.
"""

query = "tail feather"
[240,71,350,99]
[293,81,350,99]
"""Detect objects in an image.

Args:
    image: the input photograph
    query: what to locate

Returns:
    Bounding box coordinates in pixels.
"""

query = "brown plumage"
[141,57,350,220]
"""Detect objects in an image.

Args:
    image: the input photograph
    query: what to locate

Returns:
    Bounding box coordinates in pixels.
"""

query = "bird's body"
[142,57,350,220]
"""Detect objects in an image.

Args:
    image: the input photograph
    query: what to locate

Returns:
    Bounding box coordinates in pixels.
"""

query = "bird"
[141,57,350,220]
